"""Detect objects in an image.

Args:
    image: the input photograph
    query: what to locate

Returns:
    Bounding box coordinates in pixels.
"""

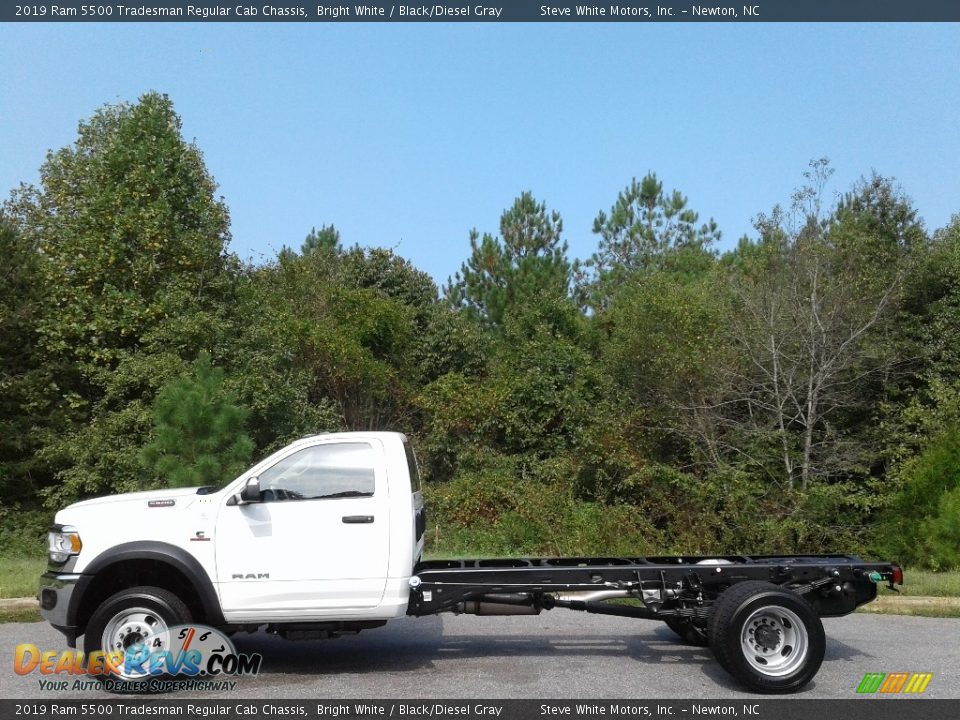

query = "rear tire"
[664,618,709,647]
[707,581,824,693]
[84,586,191,694]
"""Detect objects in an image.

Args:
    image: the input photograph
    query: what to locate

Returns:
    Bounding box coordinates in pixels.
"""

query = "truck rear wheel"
[664,618,709,647]
[707,581,824,693]
[84,585,192,693]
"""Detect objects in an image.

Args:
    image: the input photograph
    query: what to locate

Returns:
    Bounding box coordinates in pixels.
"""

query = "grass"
[877,569,960,597]
[858,599,960,619]
[0,553,46,624]
[0,607,41,623]
[865,569,960,618]
[0,554,46,599]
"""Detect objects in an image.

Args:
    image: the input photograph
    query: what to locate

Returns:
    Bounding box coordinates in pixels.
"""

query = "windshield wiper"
[309,490,373,500]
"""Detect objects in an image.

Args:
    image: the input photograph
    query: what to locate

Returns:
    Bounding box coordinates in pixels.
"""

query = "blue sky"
[1,23,958,284]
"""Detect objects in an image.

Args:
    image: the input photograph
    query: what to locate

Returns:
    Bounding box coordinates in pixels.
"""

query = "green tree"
[5,92,237,506]
[893,214,960,441]
[141,354,253,488]
[583,173,720,307]
[601,252,731,467]
[412,305,489,383]
[445,192,573,327]
[871,214,960,567]
[227,234,440,453]
[221,266,343,457]
[337,246,438,317]
[237,247,420,434]
[0,217,57,502]
[879,423,960,569]
[703,165,911,492]
[418,296,597,483]
[302,224,341,255]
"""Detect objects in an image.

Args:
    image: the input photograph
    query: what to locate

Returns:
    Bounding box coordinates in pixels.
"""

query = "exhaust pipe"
[553,590,631,603]
[456,593,541,616]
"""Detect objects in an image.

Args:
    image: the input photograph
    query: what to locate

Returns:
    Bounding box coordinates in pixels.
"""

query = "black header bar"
[4,1,960,23]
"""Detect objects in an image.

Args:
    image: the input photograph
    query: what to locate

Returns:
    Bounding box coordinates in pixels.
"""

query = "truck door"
[215,438,391,616]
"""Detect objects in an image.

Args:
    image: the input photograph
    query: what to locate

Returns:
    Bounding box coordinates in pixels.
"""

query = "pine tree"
[445,192,572,327]
[301,224,341,255]
[585,173,720,307]
[141,353,253,489]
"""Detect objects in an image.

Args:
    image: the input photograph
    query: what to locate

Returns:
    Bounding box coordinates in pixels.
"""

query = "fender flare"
[69,541,225,628]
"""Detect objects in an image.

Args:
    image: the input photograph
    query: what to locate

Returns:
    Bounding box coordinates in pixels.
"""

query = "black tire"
[664,618,710,647]
[84,585,192,694]
[707,581,824,694]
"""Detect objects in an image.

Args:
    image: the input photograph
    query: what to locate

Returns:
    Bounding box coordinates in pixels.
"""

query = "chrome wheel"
[740,606,808,677]
[101,606,169,680]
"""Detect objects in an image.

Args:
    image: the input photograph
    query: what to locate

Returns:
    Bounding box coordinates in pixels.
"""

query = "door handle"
[342,515,374,524]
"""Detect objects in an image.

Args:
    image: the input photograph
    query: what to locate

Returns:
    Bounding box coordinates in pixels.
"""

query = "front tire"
[84,586,191,694]
[707,581,824,693]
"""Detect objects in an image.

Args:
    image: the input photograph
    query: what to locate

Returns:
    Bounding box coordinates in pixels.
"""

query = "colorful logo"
[15,624,261,691]
[856,672,933,694]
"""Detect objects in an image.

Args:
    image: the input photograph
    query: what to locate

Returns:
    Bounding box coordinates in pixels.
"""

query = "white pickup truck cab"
[40,432,424,645]
[39,430,901,694]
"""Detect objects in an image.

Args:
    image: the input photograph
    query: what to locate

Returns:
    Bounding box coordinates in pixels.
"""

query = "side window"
[258,442,376,502]
[403,439,422,493]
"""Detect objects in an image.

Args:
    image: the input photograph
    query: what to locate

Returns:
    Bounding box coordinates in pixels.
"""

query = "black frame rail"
[408,554,901,620]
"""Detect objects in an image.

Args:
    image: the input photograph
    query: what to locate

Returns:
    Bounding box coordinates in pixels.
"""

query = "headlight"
[48,525,82,564]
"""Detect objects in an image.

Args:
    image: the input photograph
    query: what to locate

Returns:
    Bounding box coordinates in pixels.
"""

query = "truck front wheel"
[707,581,824,693]
[84,585,192,692]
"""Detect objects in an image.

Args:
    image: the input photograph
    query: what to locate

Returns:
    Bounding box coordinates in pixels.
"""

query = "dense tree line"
[2,94,958,567]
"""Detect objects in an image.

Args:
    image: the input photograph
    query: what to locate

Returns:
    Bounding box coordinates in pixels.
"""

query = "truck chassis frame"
[408,553,898,621]
[406,553,901,692]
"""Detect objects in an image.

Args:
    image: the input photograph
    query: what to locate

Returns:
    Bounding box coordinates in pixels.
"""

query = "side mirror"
[239,476,261,504]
